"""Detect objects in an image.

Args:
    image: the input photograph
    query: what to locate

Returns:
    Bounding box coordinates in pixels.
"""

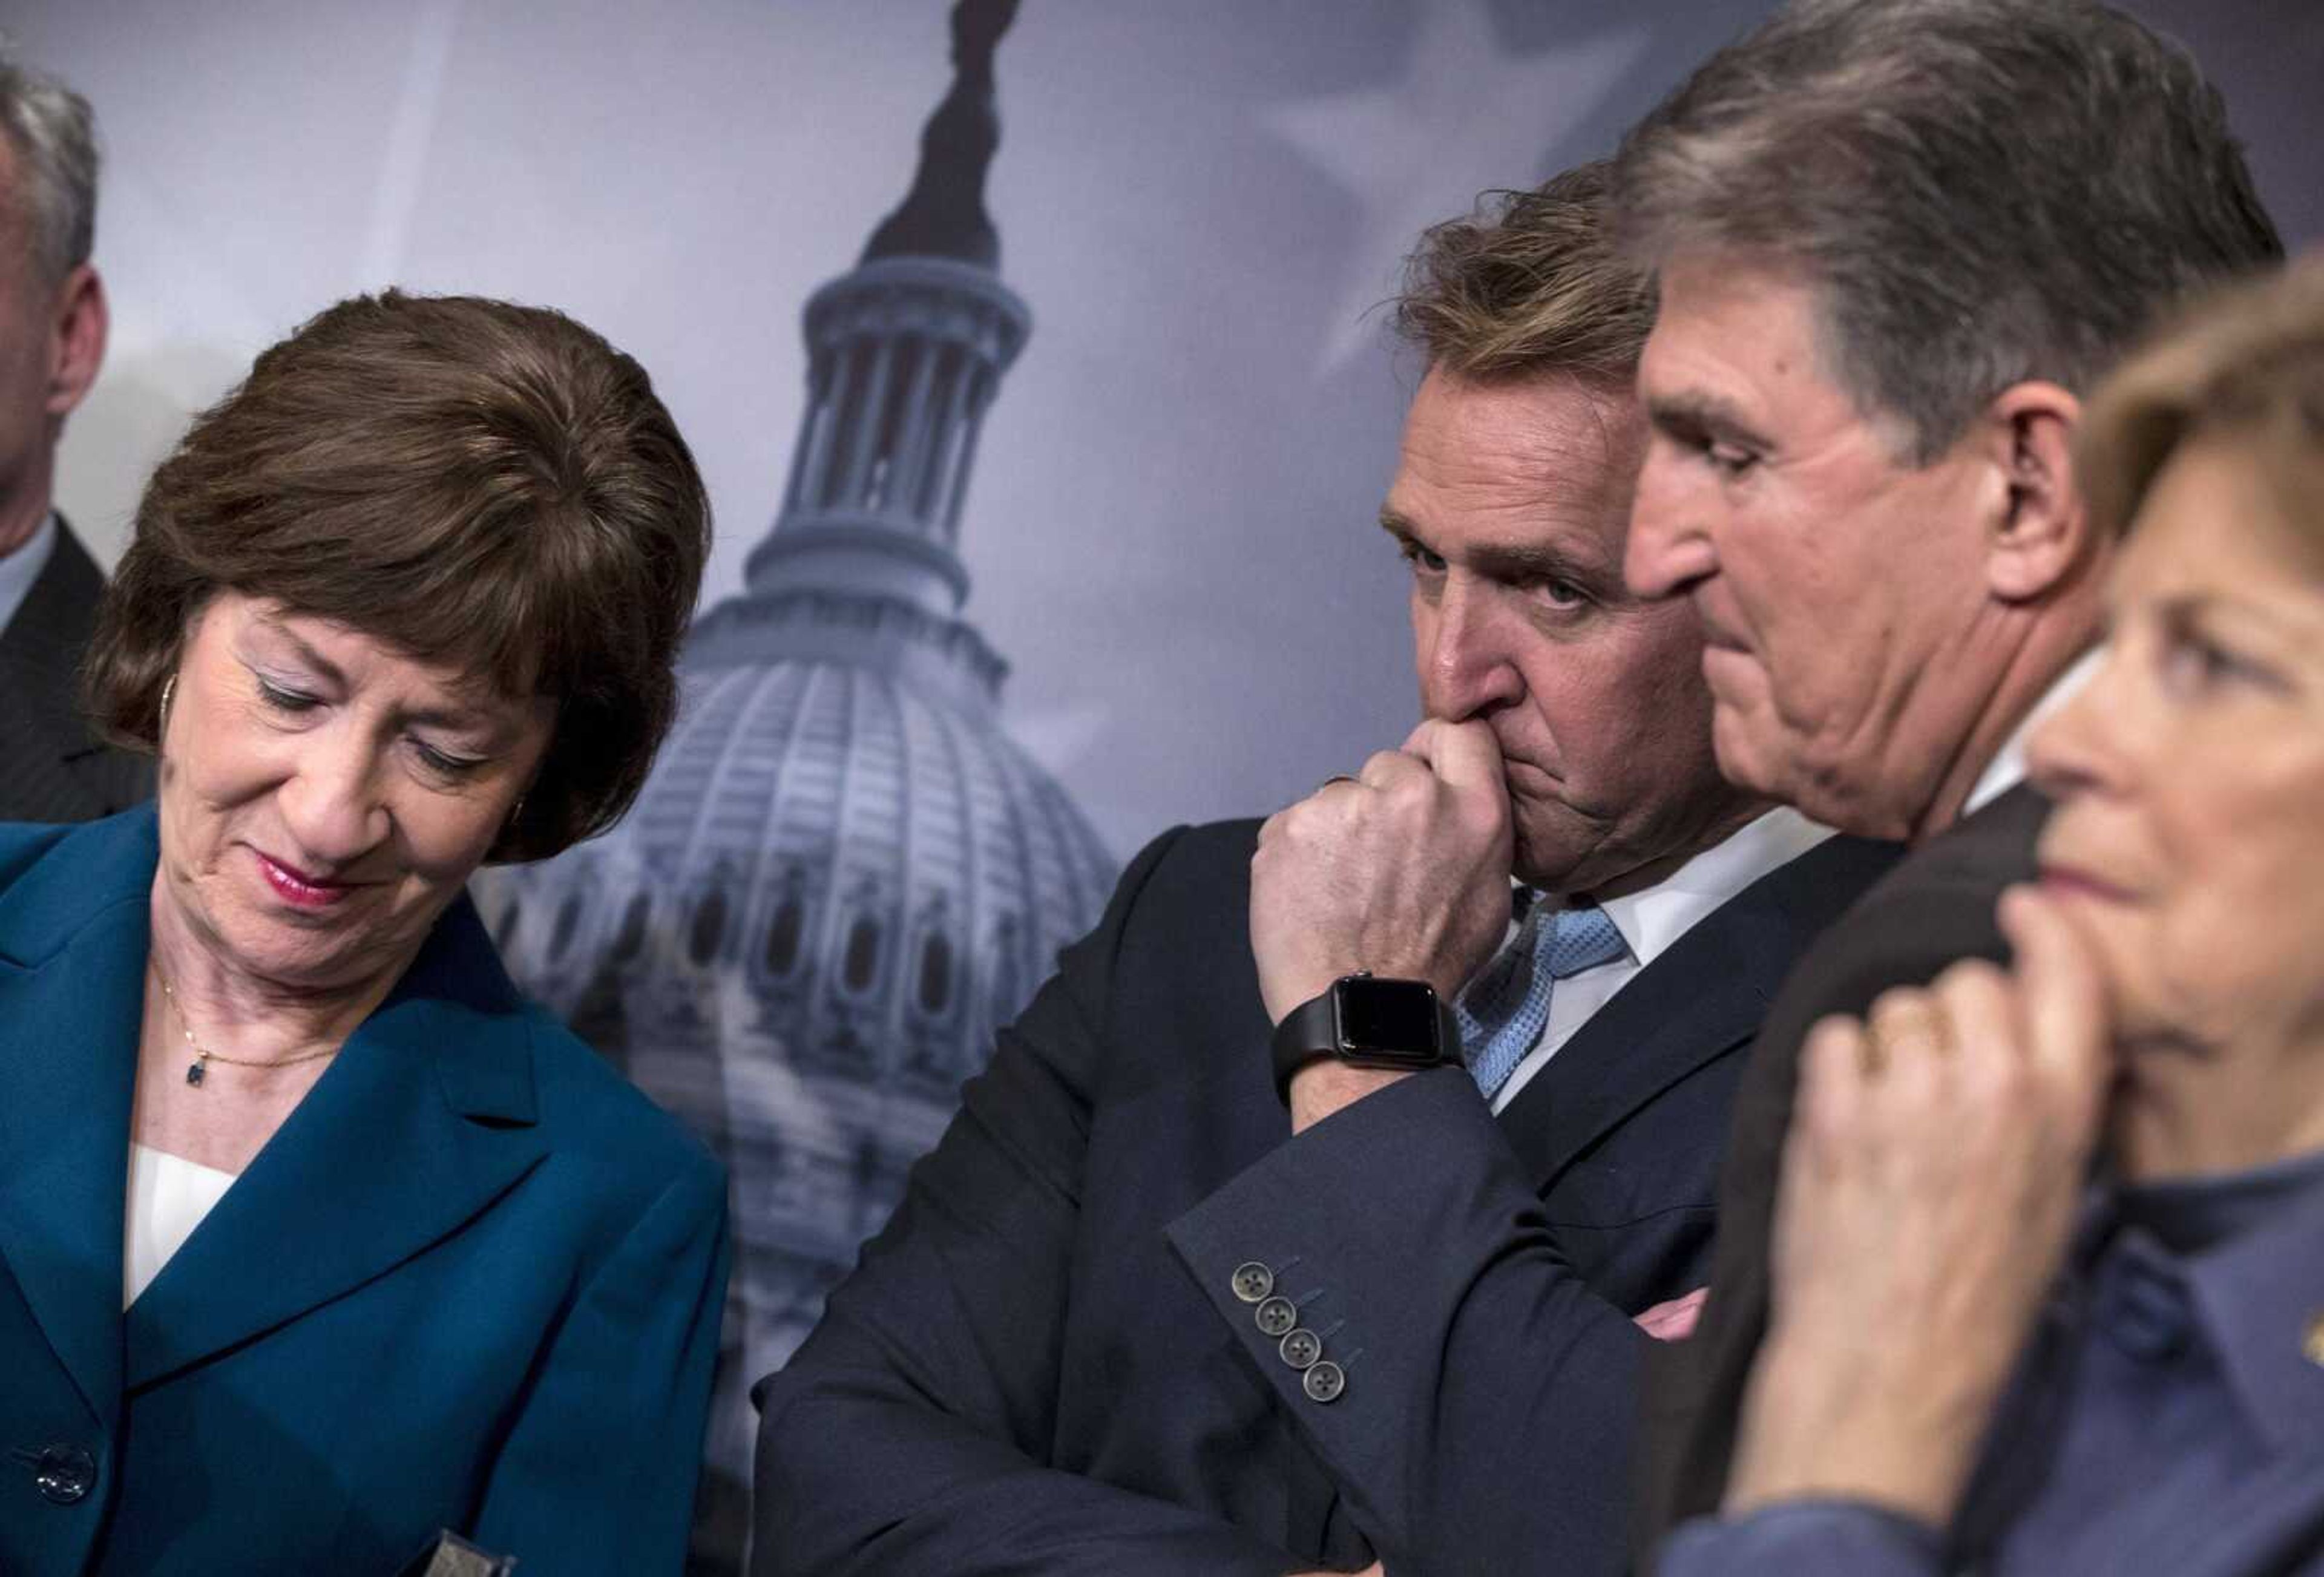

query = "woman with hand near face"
[1658,258,2324,1576]
[0,292,722,1575]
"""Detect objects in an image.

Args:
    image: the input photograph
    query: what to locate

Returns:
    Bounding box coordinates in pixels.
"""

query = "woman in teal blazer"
[0,293,726,1575]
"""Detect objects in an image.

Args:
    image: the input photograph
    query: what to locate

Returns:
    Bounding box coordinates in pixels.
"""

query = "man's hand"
[1728,887,2111,1528]
[1253,719,1514,1132]
[1252,718,1514,1019]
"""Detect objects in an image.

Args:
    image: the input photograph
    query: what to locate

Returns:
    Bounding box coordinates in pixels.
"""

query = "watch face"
[1332,975,1442,1055]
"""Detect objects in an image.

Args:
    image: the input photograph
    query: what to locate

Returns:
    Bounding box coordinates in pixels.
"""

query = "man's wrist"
[1287,1061,1413,1134]
[1269,974,1461,1107]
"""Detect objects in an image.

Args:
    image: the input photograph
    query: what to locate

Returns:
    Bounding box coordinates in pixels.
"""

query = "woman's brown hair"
[86,290,711,862]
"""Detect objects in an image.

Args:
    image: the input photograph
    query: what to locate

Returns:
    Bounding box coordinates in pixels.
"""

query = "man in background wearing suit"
[0,42,146,824]
[754,164,1896,1577]
[1613,0,2286,1552]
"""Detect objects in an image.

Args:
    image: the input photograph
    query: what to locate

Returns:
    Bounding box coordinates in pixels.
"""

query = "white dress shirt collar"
[1594,804,1835,971]
[1962,645,2106,818]
[0,510,58,639]
[1487,804,1835,1113]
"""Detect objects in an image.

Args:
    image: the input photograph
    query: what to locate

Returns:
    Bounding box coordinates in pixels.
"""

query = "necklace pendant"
[186,1058,206,1087]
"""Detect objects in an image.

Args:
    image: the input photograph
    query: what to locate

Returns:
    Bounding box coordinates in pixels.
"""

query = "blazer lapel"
[1493,907,1770,1194]
[125,896,550,1389]
[0,814,158,1426]
[1494,834,1900,1192]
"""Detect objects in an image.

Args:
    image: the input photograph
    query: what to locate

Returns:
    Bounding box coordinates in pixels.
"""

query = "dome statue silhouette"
[475,3,1116,1554]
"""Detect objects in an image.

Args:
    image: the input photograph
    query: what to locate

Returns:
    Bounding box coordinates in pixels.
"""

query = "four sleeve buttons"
[1226,1261,1350,1403]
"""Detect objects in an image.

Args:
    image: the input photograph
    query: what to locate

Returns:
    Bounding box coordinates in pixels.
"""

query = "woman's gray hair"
[0,36,98,287]
[1612,0,2283,464]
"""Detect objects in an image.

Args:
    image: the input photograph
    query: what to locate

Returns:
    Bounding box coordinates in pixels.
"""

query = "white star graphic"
[1267,1,1652,370]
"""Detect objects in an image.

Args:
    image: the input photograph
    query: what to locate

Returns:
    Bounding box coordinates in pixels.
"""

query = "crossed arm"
[753,811,1675,1575]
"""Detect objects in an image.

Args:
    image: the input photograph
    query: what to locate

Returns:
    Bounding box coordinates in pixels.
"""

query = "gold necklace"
[153,966,340,1088]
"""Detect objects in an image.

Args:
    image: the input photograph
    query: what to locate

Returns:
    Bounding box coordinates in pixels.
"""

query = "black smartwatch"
[1270,971,1462,1105]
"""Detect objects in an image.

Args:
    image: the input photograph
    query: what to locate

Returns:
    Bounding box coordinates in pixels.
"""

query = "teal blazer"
[0,808,729,1575]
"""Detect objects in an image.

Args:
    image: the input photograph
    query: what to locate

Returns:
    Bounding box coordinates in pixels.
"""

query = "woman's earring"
[158,673,176,739]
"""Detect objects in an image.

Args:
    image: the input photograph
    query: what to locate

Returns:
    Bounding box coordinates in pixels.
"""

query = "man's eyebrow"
[1466,539,1609,588]
[1381,507,1613,588]
[1644,390,1773,450]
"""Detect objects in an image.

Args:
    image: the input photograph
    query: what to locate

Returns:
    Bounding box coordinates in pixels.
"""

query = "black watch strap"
[1269,973,1462,1106]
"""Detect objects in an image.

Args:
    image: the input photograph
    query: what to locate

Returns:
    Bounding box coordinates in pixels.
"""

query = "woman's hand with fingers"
[1728,887,2113,1527]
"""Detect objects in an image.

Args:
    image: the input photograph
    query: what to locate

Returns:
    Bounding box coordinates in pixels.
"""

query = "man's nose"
[1421,579,1523,722]
[1624,452,1718,600]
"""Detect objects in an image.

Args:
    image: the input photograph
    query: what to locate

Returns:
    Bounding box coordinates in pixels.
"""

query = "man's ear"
[1981,379,2091,603]
[45,262,107,423]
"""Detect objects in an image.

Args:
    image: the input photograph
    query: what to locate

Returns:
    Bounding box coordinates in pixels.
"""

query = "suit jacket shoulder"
[1774,784,2049,1023]
[1636,784,2051,1547]
[0,519,154,824]
[0,820,78,901]
[522,991,727,1213]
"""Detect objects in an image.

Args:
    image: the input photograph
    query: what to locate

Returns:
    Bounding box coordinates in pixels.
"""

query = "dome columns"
[751,259,1029,618]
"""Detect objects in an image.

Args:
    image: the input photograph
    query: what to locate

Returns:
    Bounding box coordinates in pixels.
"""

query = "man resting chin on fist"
[754,165,1897,1577]
[1254,718,1515,1136]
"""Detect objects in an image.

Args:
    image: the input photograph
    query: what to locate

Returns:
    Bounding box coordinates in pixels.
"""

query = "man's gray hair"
[0,36,98,287]
[1612,0,2283,464]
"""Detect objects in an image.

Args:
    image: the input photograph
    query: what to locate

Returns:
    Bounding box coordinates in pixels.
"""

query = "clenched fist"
[1251,717,1515,1028]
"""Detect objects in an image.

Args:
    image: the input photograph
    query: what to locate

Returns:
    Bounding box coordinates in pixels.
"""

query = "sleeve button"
[1254,1295,1298,1337]
[1230,1262,1275,1303]
[1302,1360,1346,1404]
[1278,1328,1322,1369]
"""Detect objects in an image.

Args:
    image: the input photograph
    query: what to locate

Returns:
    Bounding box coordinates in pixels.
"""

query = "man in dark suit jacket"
[0,47,148,824]
[753,165,1897,1576]
[1613,0,2286,1553]
[2,516,153,821]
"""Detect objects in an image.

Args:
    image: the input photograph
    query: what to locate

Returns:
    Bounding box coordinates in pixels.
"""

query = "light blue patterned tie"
[1455,895,1627,1100]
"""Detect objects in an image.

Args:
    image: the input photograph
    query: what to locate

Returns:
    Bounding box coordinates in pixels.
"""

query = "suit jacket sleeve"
[1635,789,2047,1556]
[751,827,1312,1577]
[468,1150,730,1573]
[1165,1066,1648,1577]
